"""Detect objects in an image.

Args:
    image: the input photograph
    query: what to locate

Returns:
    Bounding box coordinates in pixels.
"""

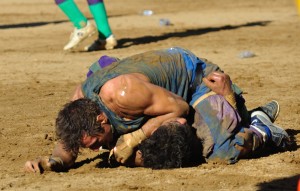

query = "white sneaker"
[250,111,290,149]
[84,35,117,52]
[63,21,96,50]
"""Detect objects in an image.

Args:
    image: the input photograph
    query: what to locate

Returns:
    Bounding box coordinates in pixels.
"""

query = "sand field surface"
[0,0,299,190]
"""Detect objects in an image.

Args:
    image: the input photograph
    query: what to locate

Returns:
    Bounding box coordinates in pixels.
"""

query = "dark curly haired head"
[138,122,195,169]
[55,98,104,153]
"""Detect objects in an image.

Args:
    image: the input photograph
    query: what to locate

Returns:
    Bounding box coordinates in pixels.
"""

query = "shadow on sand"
[1,19,271,50]
[256,175,300,191]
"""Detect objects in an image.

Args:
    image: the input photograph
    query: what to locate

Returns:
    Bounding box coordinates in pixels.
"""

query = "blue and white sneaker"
[249,100,280,123]
[250,110,290,149]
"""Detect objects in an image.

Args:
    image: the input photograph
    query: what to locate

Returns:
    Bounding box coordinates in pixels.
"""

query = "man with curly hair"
[134,112,292,169]
[135,120,203,169]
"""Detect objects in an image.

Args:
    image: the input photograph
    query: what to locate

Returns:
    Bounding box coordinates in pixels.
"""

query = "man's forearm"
[141,111,188,137]
[51,142,77,170]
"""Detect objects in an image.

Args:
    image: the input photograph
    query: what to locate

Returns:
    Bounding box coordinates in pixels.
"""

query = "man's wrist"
[127,129,147,147]
[49,156,65,172]
[224,91,237,109]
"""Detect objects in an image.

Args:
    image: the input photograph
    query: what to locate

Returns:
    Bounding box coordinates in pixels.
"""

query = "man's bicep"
[116,78,173,115]
[139,84,189,136]
[118,79,154,112]
[114,75,188,116]
[142,84,188,116]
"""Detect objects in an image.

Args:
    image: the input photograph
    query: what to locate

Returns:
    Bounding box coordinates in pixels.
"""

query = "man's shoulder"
[101,78,119,97]
[100,75,129,100]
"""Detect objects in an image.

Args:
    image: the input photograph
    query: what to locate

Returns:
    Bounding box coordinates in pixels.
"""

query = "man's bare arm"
[71,84,84,101]
[140,88,189,136]
[102,74,189,163]
[24,141,78,173]
[51,141,78,168]
[101,74,190,136]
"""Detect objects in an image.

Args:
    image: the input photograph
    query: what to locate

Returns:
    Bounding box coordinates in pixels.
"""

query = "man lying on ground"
[133,108,292,169]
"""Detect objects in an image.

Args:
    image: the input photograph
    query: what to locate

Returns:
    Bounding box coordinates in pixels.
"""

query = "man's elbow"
[71,85,84,101]
[178,103,189,117]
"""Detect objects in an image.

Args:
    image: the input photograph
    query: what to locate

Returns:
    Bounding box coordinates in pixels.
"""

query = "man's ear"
[136,150,142,156]
[176,118,187,125]
[96,113,108,124]
[81,131,88,141]
[134,150,144,167]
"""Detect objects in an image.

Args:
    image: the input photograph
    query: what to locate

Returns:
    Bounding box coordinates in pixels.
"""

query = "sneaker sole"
[270,100,280,122]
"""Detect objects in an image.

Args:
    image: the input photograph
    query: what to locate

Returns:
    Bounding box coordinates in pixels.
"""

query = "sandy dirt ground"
[0,0,300,190]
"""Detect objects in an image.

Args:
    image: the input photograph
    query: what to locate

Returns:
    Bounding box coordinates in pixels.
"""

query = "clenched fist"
[111,129,146,164]
[203,71,233,96]
[203,71,237,108]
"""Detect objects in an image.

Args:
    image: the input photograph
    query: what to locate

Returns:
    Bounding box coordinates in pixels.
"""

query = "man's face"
[81,123,113,151]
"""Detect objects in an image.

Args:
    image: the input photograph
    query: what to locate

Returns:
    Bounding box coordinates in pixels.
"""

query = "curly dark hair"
[55,98,104,153]
[138,122,195,169]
